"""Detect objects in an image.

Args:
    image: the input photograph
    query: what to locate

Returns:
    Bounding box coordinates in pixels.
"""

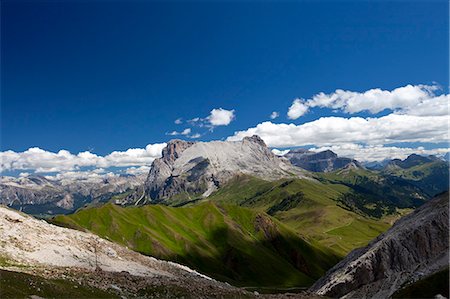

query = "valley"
[52,201,340,288]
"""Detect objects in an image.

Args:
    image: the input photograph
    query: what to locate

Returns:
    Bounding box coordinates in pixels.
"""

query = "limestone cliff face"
[284,149,362,172]
[144,135,306,203]
[145,139,195,201]
[309,192,449,299]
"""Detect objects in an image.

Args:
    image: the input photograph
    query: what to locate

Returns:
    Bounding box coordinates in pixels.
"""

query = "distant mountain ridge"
[386,153,441,169]
[283,149,362,172]
[0,174,145,215]
[381,154,449,197]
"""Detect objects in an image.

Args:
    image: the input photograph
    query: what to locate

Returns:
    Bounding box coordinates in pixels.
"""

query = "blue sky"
[1,0,449,177]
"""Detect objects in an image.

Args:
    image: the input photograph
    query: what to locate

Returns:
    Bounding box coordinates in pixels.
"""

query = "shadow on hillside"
[143,226,340,289]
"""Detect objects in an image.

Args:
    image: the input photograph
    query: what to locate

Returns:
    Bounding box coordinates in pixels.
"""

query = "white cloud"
[174,118,183,125]
[182,128,192,135]
[207,108,235,126]
[188,133,202,139]
[45,170,117,182]
[227,113,449,147]
[294,84,444,116]
[125,166,151,175]
[230,85,449,149]
[270,111,279,119]
[308,144,450,162]
[271,149,289,156]
[399,94,449,116]
[287,99,309,119]
[0,143,166,173]
[167,128,191,136]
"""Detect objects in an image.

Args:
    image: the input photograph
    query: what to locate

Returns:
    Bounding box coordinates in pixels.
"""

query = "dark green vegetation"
[392,268,449,299]
[52,201,340,288]
[316,167,427,218]
[383,157,450,197]
[315,156,449,219]
[0,269,118,299]
[207,175,393,255]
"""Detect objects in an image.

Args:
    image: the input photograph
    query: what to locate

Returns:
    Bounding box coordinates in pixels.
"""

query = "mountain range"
[2,136,447,217]
[0,174,145,216]
[1,135,449,297]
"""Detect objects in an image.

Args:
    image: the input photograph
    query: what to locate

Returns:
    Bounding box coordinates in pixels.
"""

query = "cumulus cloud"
[207,108,235,126]
[227,113,449,147]
[270,111,280,119]
[230,85,449,149]
[125,166,151,175]
[289,84,445,117]
[167,128,191,136]
[400,94,449,116]
[287,99,309,119]
[0,143,166,173]
[174,118,183,125]
[45,170,118,182]
[189,133,202,139]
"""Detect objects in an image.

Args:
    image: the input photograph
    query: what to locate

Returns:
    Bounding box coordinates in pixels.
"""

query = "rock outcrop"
[309,191,449,298]
[145,135,306,203]
[284,149,362,172]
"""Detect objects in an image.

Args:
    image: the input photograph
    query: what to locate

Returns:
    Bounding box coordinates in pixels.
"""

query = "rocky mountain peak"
[161,139,195,162]
[144,136,305,203]
[242,135,267,147]
[285,149,360,172]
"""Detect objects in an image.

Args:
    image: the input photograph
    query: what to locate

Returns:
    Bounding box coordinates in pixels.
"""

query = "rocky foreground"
[309,192,449,298]
[0,205,248,298]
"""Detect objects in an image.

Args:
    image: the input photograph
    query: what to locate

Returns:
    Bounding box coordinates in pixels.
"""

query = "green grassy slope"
[383,160,449,197]
[0,269,118,299]
[207,175,392,255]
[52,202,339,288]
[317,167,430,213]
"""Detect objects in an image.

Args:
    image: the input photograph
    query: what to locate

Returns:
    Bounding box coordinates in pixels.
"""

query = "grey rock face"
[310,192,449,299]
[145,135,306,203]
[284,149,362,172]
